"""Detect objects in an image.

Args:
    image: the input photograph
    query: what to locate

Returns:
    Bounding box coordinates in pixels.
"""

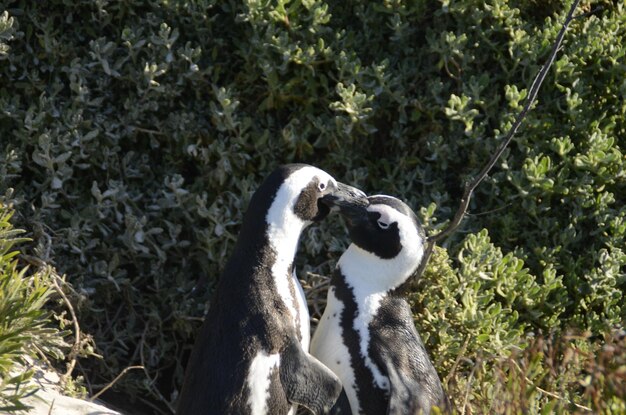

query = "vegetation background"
[0,0,624,413]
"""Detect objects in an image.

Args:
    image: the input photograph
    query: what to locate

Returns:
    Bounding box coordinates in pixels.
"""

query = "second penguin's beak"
[333,194,371,230]
[320,182,369,212]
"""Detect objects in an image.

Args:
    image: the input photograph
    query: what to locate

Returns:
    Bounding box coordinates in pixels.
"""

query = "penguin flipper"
[383,353,451,415]
[279,339,343,414]
[329,388,352,415]
[384,362,423,415]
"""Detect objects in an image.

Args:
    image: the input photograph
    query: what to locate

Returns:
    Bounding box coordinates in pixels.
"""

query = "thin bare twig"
[461,356,481,415]
[417,0,582,277]
[130,126,167,136]
[50,271,81,387]
[509,359,592,412]
[444,335,471,388]
[140,326,176,414]
[89,365,144,402]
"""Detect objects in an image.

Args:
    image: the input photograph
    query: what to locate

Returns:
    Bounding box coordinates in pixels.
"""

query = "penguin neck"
[336,244,416,301]
[232,171,311,281]
[264,182,310,276]
[265,214,307,277]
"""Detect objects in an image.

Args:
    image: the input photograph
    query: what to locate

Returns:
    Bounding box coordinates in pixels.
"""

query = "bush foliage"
[0,0,624,413]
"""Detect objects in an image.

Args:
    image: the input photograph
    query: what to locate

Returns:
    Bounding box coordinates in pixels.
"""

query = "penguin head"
[261,164,367,229]
[337,195,425,291]
[290,167,366,224]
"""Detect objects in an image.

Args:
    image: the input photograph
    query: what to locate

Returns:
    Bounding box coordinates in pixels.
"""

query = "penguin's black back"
[176,165,300,414]
[177,231,292,412]
[369,296,451,414]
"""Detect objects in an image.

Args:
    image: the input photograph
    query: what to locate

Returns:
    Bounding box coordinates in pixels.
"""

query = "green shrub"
[0,205,66,412]
[410,232,566,375]
[0,0,624,412]
[410,237,626,413]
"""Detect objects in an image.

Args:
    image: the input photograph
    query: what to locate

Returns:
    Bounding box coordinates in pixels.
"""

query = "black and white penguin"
[311,195,451,415]
[176,164,367,415]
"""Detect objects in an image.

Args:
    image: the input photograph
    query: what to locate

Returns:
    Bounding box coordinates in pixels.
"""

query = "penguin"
[176,164,367,415]
[310,195,451,415]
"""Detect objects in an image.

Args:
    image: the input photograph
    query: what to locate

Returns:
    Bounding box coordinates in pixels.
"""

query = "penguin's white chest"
[246,352,296,415]
[291,269,311,349]
[246,352,280,415]
[267,224,311,349]
[310,288,359,411]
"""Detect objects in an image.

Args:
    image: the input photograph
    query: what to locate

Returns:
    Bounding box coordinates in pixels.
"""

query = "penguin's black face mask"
[338,196,423,259]
[294,178,337,222]
[339,204,402,259]
[293,180,368,223]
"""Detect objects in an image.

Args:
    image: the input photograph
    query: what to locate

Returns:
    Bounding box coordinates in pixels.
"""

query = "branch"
[509,359,592,412]
[51,271,81,387]
[417,0,581,275]
[89,365,144,402]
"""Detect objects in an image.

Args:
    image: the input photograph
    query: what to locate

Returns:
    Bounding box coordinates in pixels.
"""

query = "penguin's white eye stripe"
[377,220,389,229]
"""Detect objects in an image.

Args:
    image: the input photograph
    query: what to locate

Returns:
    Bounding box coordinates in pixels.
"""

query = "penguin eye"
[377,220,390,229]
[318,182,326,192]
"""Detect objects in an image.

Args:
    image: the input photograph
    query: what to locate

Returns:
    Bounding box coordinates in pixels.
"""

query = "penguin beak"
[334,199,370,228]
[321,182,368,212]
